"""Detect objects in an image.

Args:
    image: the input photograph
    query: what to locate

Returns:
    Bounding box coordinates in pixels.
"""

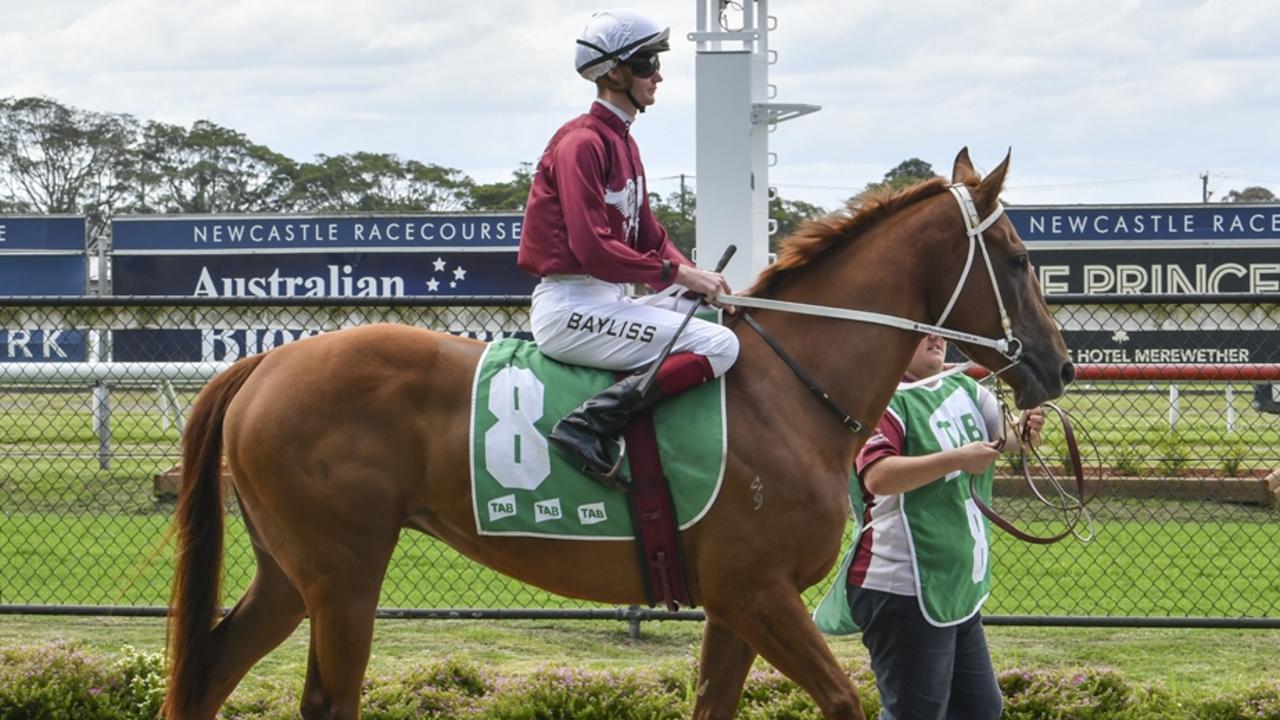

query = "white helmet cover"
[575,9,671,82]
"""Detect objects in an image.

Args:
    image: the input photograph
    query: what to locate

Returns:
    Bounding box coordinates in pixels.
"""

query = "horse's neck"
[732,224,936,467]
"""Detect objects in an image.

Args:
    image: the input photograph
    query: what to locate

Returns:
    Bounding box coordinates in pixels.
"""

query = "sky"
[2,0,1278,212]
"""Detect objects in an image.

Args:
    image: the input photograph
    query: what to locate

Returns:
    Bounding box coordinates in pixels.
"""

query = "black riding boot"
[549,373,664,488]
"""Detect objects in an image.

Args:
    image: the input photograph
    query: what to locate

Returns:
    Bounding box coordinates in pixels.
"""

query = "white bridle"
[719,183,1023,365]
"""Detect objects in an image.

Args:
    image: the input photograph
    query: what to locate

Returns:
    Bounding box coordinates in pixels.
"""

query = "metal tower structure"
[691,0,819,289]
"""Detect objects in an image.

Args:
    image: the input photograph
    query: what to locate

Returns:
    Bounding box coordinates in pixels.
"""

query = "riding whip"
[635,244,737,397]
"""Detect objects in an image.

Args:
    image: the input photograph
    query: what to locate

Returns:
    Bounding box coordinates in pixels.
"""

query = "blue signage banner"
[1007,204,1280,244]
[0,216,87,297]
[112,251,535,297]
[109,215,535,362]
[0,255,88,295]
[0,216,85,251]
[0,329,89,362]
[112,214,523,251]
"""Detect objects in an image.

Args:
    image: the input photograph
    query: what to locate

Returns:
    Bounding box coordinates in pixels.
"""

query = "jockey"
[518,8,740,485]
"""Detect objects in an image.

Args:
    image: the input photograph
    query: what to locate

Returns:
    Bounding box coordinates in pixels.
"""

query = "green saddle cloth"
[469,338,726,540]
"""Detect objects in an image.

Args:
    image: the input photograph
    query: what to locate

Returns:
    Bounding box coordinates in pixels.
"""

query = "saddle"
[470,338,726,609]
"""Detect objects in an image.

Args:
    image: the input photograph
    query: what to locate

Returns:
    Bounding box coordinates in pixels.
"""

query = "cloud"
[1,0,1276,210]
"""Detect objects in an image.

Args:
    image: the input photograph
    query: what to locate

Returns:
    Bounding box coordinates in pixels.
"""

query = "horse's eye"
[1010,254,1029,270]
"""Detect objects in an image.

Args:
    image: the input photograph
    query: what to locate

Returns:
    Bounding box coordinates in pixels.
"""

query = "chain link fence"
[1,296,1278,624]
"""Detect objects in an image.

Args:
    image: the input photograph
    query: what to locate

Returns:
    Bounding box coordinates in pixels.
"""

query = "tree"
[1222,186,1276,203]
[134,119,296,214]
[288,152,473,212]
[649,184,826,258]
[853,157,939,203]
[0,195,30,212]
[0,96,139,244]
[650,186,696,258]
[769,195,827,252]
[469,163,534,212]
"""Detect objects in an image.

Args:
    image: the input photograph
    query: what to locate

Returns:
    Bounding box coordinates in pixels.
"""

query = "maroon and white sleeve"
[855,411,906,477]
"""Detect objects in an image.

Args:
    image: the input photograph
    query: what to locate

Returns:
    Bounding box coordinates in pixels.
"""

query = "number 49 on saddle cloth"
[469,338,726,542]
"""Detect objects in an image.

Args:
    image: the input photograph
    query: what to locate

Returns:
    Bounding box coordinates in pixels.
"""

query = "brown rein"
[740,307,1093,545]
[974,401,1097,544]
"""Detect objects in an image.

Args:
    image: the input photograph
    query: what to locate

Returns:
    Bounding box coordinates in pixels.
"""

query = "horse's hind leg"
[692,616,758,720]
[187,544,307,719]
[296,538,397,720]
[714,588,866,720]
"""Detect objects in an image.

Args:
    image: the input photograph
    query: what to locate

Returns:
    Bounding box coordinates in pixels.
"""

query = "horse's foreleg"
[184,547,306,719]
[692,616,758,720]
[715,589,866,720]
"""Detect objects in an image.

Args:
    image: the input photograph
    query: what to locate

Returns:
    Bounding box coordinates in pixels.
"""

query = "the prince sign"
[1007,204,1280,364]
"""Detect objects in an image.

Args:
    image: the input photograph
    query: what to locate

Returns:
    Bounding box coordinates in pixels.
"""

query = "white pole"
[1226,385,1236,433]
[0,362,233,384]
[692,0,815,290]
[1168,384,1180,431]
[162,380,185,435]
[89,331,111,470]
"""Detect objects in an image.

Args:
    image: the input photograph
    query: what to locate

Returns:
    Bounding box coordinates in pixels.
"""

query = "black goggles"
[621,52,661,79]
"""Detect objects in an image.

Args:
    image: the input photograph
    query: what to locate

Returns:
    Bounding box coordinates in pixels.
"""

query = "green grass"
[2,616,1279,700]
[5,383,1280,516]
[2,384,1279,619]
[0,513,593,609]
[3,386,1280,713]
[3,503,1279,618]
[1031,383,1280,475]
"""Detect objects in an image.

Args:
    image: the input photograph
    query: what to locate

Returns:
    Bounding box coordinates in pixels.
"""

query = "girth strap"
[742,312,869,436]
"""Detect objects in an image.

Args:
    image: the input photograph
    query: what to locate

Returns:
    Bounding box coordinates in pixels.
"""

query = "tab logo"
[577,502,608,525]
[534,498,562,522]
[488,494,517,521]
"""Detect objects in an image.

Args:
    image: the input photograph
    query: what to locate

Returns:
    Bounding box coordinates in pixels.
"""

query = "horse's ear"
[973,148,1012,209]
[951,147,979,185]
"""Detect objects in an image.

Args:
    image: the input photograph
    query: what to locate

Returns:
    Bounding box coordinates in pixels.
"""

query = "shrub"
[111,646,165,720]
[1156,433,1191,476]
[6,642,1280,719]
[1112,446,1144,476]
[482,667,687,720]
[0,641,163,720]
[1219,441,1248,478]
[1194,681,1280,720]
[220,680,298,720]
[362,657,492,720]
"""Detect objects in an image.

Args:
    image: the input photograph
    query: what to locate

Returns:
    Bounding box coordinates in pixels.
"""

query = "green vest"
[814,374,995,632]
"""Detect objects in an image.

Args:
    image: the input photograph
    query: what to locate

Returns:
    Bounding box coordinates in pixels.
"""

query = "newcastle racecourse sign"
[1007,204,1280,295]
[111,214,529,297]
[110,214,535,362]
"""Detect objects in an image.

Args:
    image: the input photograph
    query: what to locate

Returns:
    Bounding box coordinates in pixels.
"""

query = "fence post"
[1226,386,1236,433]
[626,605,643,640]
[1168,384,1180,430]
[89,330,111,470]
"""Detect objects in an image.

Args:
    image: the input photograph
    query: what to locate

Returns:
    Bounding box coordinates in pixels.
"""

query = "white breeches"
[530,275,740,376]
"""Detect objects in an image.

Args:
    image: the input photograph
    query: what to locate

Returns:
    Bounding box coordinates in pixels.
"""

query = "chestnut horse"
[163,149,1073,720]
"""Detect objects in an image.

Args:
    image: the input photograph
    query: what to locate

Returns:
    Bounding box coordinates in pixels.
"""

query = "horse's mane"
[745,176,952,297]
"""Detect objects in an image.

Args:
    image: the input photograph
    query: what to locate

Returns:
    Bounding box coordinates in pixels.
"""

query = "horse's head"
[933,148,1074,408]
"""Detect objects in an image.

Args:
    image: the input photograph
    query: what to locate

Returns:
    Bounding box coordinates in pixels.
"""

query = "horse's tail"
[163,352,267,719]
